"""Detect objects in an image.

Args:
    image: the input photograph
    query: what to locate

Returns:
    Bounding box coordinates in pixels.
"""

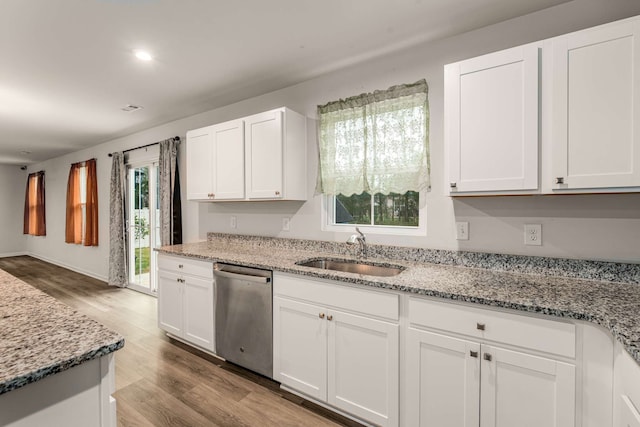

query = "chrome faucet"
[347,227,367,258]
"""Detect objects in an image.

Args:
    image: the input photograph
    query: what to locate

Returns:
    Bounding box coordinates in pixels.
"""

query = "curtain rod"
[108,136,181,157]
[71,158,97,166]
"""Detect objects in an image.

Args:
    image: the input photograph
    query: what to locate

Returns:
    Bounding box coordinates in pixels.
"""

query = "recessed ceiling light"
[134,50,153,61]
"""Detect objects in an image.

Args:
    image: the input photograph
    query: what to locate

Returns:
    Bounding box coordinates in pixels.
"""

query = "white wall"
[0,165,27,257]
[24,0,640,280]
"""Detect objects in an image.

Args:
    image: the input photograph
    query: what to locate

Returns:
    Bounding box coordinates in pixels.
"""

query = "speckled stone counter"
[0,269,124,395]
[157,234,640,365]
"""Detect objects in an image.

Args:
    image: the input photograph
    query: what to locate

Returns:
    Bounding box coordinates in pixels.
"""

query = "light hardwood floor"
[0,256,363,427]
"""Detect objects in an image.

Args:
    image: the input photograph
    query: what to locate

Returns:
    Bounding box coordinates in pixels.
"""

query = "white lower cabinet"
[614,342,640,427]
[406,297,576,427]
[157,254,215,352]
[273,273,399,427]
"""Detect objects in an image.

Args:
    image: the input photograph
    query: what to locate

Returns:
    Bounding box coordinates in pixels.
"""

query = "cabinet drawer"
[409,297,575,358]
[274,273,399,321]
[158,254,213,279]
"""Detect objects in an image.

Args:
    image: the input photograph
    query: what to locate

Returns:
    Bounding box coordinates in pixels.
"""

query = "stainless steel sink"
[296,258,405,277]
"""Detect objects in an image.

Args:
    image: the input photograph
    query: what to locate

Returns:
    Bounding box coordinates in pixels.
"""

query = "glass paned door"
[127,163,159,295]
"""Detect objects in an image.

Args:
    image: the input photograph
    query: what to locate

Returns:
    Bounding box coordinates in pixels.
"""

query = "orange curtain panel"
[84,159,99,246]
[65,163,82,244]
[23,171,46,236]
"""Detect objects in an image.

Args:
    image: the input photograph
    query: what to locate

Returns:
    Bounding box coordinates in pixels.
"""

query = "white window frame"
[321,192,427,236]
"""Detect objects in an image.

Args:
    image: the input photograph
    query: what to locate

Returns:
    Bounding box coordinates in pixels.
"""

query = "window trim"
[321,193,427,237]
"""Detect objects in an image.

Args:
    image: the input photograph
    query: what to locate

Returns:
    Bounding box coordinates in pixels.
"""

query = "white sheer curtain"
[108,152,127,287]
[317,79,430,196]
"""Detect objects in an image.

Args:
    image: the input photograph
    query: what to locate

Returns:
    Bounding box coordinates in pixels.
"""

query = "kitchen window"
[317,80,429,235]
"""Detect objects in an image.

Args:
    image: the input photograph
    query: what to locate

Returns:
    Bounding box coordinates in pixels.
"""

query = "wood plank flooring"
[0,256,364,427]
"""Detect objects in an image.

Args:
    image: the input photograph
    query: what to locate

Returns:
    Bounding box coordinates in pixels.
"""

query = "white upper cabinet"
[445,15,640,196]
[186,126,214,201]
[246,110,284,199]
[186,107,307,201]
[548,18,640,192]
[445,43,540,195]
[211,119,245,200]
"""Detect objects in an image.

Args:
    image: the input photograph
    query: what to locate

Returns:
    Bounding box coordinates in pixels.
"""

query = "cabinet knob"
[275,191,281,196]
[555,177,564,184]
[450,182,457,189]
[470,350,478,358]
[319,313,325,319]
[178,264,183,269]
[476,323,486,331]
[327,314,333,321]
[483,353,492,362]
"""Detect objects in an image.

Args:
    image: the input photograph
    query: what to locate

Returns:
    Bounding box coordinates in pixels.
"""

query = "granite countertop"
[0,269,124,395]
[158,237,640,365]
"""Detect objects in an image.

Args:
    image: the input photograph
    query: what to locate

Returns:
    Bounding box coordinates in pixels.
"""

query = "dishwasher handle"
[214,269,271,284]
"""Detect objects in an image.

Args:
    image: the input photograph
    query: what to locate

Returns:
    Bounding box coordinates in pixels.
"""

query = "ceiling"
[0,0,570,165]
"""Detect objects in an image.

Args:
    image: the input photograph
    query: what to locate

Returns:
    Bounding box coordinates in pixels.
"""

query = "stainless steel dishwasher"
[213,263,273,378]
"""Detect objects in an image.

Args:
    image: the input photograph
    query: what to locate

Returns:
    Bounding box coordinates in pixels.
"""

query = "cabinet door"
[550,19,640,191]
[183,275,215,352]
[446,44,539,193]
[480,345,575,427]
[157,270,183,336]
[405,328,480,427]
[211,119,245,200]
[245,110,284,199]
[273,297,327,401]
[186,126,214,200]
[620,395,640,427]
[327,310,399,427]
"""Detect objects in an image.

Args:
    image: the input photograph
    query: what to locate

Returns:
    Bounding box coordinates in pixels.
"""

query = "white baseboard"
[0,251,28,258]
[27,252,108,283]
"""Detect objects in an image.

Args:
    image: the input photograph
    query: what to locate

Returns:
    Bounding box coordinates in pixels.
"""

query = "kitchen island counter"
[0,267,123,427]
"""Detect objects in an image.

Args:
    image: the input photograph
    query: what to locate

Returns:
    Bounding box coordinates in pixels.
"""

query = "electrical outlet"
[230,216,237,229]
[524,224,542,246]
[456,221,469,240]
[282,217,290,232]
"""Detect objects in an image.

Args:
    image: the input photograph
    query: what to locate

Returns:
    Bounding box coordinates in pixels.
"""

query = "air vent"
[121,104,143,112]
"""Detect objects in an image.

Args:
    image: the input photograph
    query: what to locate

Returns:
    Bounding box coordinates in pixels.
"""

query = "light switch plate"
[282,217,291,232]
[524,224,542,246]
[230,216,237,229]
[456,221,469,240]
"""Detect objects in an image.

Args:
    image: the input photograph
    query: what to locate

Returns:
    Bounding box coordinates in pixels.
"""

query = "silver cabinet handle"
[470,350,478,358]
[555,177,564,184]
[476,323,486,331]
[483,353,492,361]
[450,182,457,188]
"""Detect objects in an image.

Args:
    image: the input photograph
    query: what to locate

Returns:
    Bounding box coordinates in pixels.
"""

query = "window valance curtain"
[317,79,430,196]
[23,171,46,236]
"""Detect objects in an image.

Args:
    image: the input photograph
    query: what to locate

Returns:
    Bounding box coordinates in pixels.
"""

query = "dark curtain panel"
[172,165,182,245]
